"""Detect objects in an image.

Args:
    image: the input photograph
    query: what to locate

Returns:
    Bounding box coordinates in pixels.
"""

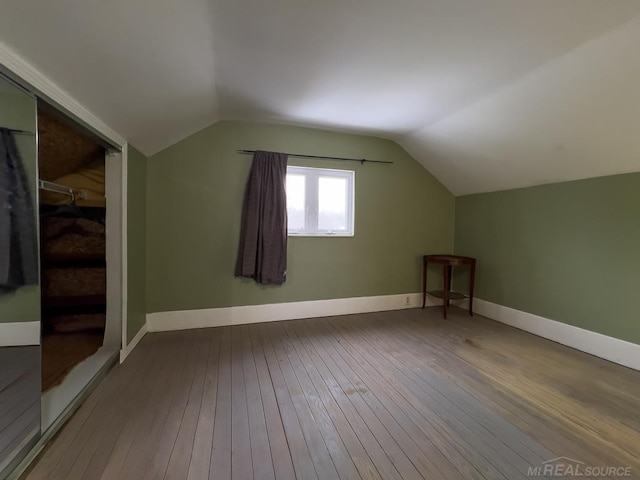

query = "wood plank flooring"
[0,346,40,476]
[23,307,640,479]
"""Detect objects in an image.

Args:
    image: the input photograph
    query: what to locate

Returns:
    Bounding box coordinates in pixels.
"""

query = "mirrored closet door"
[1,70,122,479]
[0,74,41,478]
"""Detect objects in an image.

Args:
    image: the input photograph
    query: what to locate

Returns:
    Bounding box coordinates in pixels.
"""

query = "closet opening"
[36,102,120,429]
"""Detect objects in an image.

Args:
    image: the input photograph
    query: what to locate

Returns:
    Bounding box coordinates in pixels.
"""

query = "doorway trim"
[105,149,126,354]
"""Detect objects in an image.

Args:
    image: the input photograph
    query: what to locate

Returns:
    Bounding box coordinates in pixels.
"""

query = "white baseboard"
[119,323,148,363]
[0,321,40,347]
[147,294,639,371]
[463,298,640,371]
[147,293,442,333]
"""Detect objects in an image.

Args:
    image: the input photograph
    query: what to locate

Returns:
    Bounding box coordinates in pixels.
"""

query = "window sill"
[288,233,354,238]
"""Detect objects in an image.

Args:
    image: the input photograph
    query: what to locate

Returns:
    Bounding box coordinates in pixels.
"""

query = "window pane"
[318,176,347,230]
[286,174,305,230]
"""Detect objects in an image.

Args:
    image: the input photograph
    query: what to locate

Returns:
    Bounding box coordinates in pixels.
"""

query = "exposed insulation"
[41,333,103,392]
[37,108,104,182]
[40,217,105,258]
[42,268,106,297]
[48,314,106,333]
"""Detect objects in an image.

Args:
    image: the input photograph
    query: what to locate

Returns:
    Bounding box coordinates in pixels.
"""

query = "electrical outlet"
[404,296,411,306]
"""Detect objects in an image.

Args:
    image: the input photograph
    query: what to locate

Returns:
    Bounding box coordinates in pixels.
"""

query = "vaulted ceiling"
[1,0,639,195]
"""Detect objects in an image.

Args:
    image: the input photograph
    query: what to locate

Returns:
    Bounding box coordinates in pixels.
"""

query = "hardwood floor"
[23,307,640,479]
[0,346,40,476]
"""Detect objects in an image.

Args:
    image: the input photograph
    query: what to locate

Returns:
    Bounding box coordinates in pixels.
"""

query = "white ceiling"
[1,0,639,195]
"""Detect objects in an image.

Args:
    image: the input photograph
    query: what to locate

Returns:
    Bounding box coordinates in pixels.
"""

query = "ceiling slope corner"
[394,134,464,197]
[139,116,223,158]
[395,134,460,197]
[0,41,126,148]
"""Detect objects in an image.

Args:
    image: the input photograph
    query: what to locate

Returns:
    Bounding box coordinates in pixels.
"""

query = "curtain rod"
[237,149,393,165]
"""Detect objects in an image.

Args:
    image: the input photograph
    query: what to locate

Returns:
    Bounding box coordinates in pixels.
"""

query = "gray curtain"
[0,128,39,292]
[235,150,288,285]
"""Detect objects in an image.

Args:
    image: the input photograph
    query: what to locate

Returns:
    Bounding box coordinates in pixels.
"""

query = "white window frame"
[286,165,355,237]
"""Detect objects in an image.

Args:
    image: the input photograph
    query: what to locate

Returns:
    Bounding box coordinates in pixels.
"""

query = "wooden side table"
[422,254,476,319]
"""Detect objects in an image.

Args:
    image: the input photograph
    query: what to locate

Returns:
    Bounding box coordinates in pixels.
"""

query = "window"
[286,166,355,236]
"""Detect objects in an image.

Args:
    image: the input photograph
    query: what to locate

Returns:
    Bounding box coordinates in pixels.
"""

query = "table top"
[424,254,476,265]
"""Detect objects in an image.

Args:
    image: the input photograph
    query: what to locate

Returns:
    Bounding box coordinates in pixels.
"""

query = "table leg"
[422,258,427,309]
[469,261,476,316]
[442,264,449,319]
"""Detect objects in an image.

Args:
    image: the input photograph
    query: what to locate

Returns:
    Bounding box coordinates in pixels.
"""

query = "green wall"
[126,145,147,341]
[455,173,640,344]
[146,121,454,313]
[0,85,40,324]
